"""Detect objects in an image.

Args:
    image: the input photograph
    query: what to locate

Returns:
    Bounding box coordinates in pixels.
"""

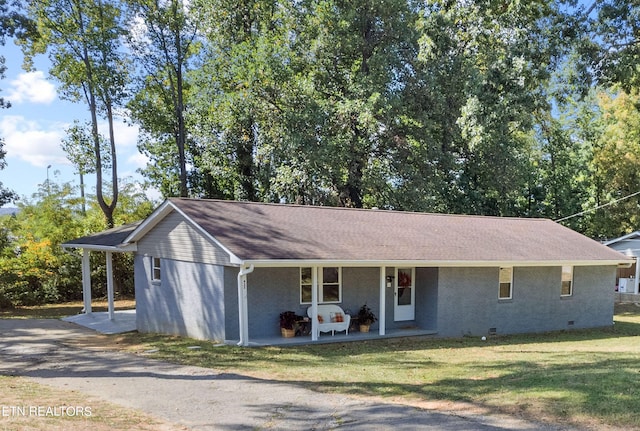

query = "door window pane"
[397,287,412,305]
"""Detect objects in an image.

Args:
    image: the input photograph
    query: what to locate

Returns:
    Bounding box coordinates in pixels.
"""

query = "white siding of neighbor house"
[136,211,231,265]
[607,238,640,258]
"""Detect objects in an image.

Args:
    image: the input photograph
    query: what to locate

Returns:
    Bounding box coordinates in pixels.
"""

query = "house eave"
[240,258,633,268]
[604,231,640,246]
[61,243,138,252]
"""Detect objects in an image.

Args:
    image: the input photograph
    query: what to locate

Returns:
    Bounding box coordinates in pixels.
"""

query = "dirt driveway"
[0,319,581,430]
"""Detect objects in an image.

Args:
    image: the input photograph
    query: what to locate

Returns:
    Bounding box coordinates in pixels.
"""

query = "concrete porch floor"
[62,310,136,334]
[229,327,438,347]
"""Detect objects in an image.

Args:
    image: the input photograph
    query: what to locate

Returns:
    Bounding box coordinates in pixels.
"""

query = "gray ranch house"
[63,198,631,346]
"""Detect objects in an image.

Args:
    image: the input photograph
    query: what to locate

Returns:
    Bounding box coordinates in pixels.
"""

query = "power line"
[555,190,640,222]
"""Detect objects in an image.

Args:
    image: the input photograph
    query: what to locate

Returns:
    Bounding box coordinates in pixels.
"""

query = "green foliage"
[586,90,640,238]
[125,0,200,198]
[20,0,129,227]
[588,1,640,91]
[10,0,640,239]
[0,183,84,306]
[0,179,153,307]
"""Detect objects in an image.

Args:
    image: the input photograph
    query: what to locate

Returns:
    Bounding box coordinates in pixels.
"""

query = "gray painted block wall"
[415,267,439,330]
[244,266,441,339]
[135,260,615,342]
[135,254,227,341]
[224,267,240,341]
[436,265,616,337]
[245,267,395,338]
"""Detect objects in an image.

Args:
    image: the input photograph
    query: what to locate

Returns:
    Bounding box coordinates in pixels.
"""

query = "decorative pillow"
[335,313,344,322]
[330,312,336,322]
[318,315,324,323]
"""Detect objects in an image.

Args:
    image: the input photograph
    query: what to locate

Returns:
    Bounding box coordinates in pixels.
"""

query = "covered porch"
[236,264,439,347]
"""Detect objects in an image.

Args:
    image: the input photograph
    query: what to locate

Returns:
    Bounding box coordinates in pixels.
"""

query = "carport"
[61,222,139,321]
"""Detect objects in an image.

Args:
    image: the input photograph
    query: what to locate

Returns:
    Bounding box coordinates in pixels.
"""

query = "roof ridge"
[168,197,551,222]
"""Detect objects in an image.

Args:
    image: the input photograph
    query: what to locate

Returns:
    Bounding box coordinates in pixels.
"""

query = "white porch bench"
[307,304,351,336]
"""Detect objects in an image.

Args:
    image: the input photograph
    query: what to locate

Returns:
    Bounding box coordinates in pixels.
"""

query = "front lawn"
[0,299,135,319]
[114,303,640,430]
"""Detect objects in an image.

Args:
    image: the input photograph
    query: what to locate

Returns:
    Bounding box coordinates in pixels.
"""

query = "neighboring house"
[604,231,640,294]
[63,198,632,346]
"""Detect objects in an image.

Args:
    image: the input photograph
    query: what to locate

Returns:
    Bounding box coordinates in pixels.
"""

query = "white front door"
[394,267,415,321]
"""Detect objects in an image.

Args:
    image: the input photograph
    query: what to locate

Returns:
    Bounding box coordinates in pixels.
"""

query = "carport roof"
[122,198,631,266]
[62,222,140,252]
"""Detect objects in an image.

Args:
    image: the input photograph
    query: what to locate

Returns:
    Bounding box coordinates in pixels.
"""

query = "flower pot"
[281,328,295,338]
[359,324,370,333]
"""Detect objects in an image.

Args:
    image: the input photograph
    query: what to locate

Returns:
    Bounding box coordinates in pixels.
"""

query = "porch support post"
[635,257,640,294]
[237,265,254,347]
[106,251,115,320]
[379,266,386,336]
[81,249,92,315]
[311,266,319,341]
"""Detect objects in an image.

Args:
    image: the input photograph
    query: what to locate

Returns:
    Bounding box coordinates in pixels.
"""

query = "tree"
[22,0,129,227]
[0,0,22,206]
[292,0,421,208]
[587,90,640,238]
[587,1,640,92]
[0,176,155,307]
[191,0,287,202]
[61,120,111,215]
[409,1,571,216]
[0,182,84,306]
[125,0,200,198]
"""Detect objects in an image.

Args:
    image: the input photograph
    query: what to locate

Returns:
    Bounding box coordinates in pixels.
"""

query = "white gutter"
[237,264,255,347]
[61,243,138,252]
[240,259,634,269]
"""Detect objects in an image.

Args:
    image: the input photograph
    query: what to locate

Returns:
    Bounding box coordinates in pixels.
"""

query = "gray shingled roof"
[154,198,629,265]
[62,222,141,251]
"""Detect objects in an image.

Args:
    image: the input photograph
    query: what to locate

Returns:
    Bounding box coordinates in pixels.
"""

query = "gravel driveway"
[0,319,581,430]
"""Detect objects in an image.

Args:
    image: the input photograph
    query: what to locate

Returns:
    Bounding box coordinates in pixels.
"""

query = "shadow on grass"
[113,310,640,429]
[301,355,640,429]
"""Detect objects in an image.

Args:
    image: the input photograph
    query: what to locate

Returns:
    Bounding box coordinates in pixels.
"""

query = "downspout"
[237,264,255,346]
[635,257,640,294]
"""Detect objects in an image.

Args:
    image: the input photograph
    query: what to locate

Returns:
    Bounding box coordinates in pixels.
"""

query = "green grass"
[115,303,640,430]
[0,299,135,319]
[5,301,640,429]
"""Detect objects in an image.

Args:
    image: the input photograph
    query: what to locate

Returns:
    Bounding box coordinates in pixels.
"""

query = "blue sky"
[0,40,153,207]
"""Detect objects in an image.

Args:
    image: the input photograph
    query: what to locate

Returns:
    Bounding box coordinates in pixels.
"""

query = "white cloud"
[126,151,149,169]
[7,71,57,105]
[0,114,140,168]
[0,115,69,167]
[113,121,139,148]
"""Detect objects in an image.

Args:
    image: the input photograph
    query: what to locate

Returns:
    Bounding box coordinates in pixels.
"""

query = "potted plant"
[357,304,377,333]
[279,311,298,338]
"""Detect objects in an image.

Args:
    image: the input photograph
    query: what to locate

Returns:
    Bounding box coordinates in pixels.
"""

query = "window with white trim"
[499,267,512,299]
[561,265,573,296]
[300,267,342,304]
[152,257,161,282]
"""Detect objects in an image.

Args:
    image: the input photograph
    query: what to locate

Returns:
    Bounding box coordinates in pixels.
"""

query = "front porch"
[233,327,438,347]
[239,266,439,346]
